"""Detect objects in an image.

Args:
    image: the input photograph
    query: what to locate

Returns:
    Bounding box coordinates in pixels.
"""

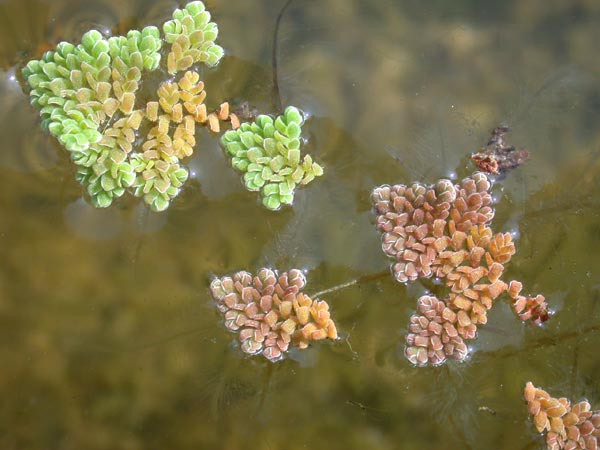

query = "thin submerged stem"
[271,0,295,114]
[310,270,390,298]
[484,324,600,361]
[256,363,276,413]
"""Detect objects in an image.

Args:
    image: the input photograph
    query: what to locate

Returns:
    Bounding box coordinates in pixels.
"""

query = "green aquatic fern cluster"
[22,1,323,212]
[22,28,163,208]
[22,29,162,152]
[163,1,224,74]
[221,107,324,210]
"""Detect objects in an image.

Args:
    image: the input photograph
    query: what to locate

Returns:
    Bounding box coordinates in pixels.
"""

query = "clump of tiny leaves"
[22,1,322,212]
[221,106,324,210]
[163,1,224,74]
[21,2,225,211]
[22,27,163,208]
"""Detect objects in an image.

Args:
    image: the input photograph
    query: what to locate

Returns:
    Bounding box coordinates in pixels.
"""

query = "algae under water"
[1,0,600,449]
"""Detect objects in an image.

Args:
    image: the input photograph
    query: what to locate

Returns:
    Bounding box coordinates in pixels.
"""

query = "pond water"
[1,0,600,449]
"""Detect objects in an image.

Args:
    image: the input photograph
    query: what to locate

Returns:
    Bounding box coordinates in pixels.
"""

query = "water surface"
[1,1,600,449]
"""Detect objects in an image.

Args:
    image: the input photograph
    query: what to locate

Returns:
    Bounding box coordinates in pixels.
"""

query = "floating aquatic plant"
[210,269,338,362]
[163,1,224,74]
[130,70,238,211]
[525,382,600,450]
[22,1,320,212]
[221,106,324,210]
[21,1,245,211]
[22,28,162,152]
[371,173,549,366]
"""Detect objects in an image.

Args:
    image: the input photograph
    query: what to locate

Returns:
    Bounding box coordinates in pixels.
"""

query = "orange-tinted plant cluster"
[525,382,600,450]
[210,269,338,362]
[371,173,549,366]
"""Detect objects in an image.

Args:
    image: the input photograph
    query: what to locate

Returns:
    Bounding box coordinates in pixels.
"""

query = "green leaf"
[222,130,240,143]
[93,191,113,208]
[263,138,277,156]
[263,195,281,211]
[142,26,160,40]
[280,193,294,205]
[286,122,301,139]
[288,138,301,150]
[206,45,224,66]
[81,30,103,51]
[232,157,249,171]
[274,117,287,134]
[243,172,258,191]
[274,131,290,147]
[247,147,263,162]
[262,183,279,197]
[287,148,300,167]
[269,155,285,173]
[291,166,305,183]
[257,115,273,128]
[302,173,315,185]
[225,142,243,156]
[261,166,274,182]
[187,1,206,15]
[284,106,303,125]
[247,163,262,173]
[152,195,170,212]
[312,162,324,177]
[100,173,116,191]
[240,132,255,149]
[91,39,109,58]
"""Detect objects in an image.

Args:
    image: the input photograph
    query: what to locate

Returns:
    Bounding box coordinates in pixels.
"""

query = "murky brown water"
[1,0,600,449]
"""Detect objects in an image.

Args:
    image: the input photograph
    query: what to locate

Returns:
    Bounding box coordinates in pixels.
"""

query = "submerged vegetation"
[6,0,600,449]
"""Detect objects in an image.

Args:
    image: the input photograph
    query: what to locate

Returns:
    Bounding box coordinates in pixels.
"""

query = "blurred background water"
[1,0,600,449]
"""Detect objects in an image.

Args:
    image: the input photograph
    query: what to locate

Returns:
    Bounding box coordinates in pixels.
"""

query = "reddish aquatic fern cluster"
[525,382,600,450]
[372,173,494,283]
[210,269,338,362]
[371,173,549,366]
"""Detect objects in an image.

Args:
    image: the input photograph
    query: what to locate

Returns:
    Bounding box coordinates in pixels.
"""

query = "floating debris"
[210,269,338,362]
[525,382,600,450]
[371,173,549,366]
[471,126,530,176]
[221,106,324,210]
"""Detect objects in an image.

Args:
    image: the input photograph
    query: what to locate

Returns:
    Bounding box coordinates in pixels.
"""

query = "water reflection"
[1,0,600,449]
[0,68,58,172]
[64,198,124,240]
